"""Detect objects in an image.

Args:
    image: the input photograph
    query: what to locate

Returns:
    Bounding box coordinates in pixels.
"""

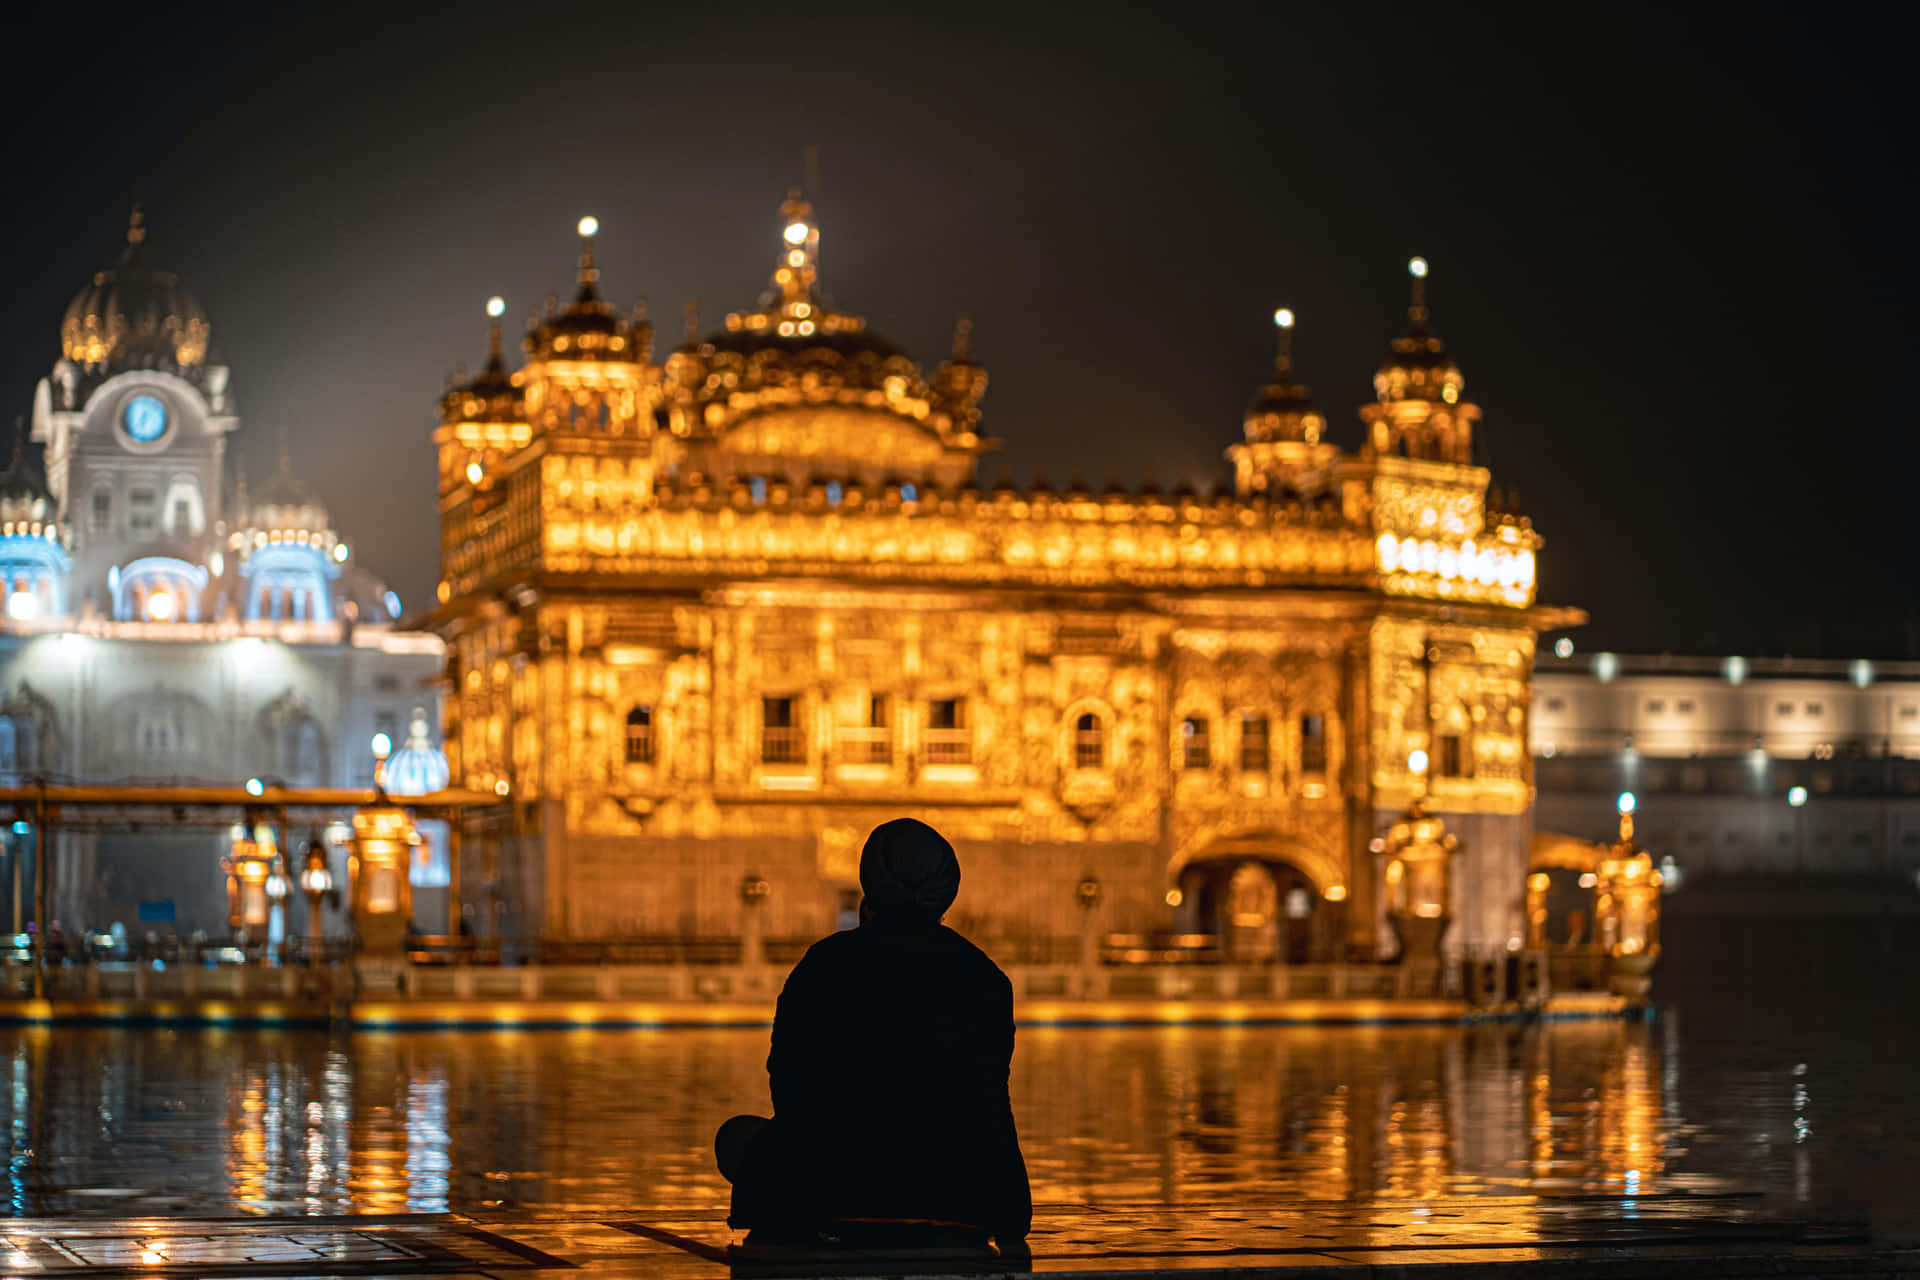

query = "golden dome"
[59,206,211,375]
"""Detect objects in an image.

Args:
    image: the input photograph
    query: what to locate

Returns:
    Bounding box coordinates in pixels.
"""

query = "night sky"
[1,1,1910,656]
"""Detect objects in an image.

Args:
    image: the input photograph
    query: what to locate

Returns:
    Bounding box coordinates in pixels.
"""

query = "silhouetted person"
[716,818,1031,1249]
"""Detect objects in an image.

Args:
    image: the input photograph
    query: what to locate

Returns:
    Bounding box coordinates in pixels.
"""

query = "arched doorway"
[1177,857,1329,964]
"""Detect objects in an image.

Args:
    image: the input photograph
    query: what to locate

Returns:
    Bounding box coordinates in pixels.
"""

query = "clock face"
[122,394,169,444]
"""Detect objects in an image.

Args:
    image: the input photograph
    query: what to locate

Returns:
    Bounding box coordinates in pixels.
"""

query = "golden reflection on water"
[0,1020,1677,1215]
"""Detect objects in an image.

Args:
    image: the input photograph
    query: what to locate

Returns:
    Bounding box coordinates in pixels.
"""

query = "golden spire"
[952,315,973,361]
[775,187,818,307]
[684,299,700,343]
[1271,307,1295,378]
[126,200,147,249]
[576,215,601,294]
[485,295,505,361]
[1407,256,1430,334]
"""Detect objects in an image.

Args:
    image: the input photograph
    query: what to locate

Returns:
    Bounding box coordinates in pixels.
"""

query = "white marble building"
[0,207,443,936]
[1532,647,1920,881]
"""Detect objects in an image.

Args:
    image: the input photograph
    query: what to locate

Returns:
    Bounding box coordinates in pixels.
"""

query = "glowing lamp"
[783,221,809,245]
[5,591,37,621]
[1617,791,1636,816]
[1273,307,1295,329]
[577,215,598,237]
[371,732,393,760]
[301,846,334,897]
[350,803,420,919]
[147,591,175,621]
[466,461,484,485]
[1554,638,1574,659]
[331,542,349,563]
[1407,748,1429,775]
[1164,888,1183,907]
[222,828,279,929]
[245,777,265,797]
[486,295,506,318]
[1409,256,1429,278]
[1381,795,1457,958]
[1324,884,1348,902]
[1787,785,1808,807]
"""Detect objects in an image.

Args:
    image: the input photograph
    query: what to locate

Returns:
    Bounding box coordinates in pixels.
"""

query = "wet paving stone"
[0,1199,1906,1279]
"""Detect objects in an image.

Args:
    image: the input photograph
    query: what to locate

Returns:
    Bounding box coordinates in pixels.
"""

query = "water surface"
[2,908,1913,1230]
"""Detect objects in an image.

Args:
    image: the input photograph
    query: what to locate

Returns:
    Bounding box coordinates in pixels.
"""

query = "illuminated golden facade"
[431,203,1580,958]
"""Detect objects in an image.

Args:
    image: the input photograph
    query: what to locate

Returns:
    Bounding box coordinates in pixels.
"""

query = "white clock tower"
[31,205,236,619]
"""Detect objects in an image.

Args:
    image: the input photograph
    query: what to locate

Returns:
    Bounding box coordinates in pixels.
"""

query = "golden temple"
[428,195,1582,961]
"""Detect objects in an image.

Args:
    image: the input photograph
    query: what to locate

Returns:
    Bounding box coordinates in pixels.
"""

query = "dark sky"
[2,1,1911,656]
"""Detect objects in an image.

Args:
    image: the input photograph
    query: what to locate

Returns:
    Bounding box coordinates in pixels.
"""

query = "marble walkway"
[0,1196,1911,1279]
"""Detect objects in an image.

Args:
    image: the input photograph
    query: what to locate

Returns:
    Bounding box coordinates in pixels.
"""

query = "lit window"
[762,696,802,763]
[842,695,891,764]
[625,706,654,764]
[1436,733,1468,778]
[1239,715,1270,773]
[1300,713,1327,774]
[926,697,969,764]
[1074,713,1104,769]
[750,477,768,506]
[1181,717,1210,770]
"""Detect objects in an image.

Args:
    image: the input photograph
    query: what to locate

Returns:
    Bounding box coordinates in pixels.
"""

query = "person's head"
[859,818,961,926]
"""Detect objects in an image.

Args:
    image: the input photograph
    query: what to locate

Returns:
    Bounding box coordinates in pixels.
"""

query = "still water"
[1,912,1915,1227]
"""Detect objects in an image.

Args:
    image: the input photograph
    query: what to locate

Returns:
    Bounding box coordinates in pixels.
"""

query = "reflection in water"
[0,1019,1694,1216]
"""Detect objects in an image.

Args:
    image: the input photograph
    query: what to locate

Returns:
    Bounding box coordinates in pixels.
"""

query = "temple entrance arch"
[1171,836,1343,965]
[1527,832,1605,948]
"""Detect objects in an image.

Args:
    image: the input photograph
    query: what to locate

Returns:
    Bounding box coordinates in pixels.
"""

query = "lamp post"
[300,838,334,970]
[1594,791,1663,1001]
[265,865,289,965]
[1383,749,1458,963]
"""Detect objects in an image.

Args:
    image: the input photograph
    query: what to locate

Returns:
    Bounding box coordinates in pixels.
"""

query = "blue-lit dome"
[383,707,449,796]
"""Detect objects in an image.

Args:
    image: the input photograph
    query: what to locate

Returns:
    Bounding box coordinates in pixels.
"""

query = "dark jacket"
[750,916,1031,1239]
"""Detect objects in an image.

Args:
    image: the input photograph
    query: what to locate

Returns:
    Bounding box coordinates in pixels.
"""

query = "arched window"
[625,706,654,764]
[1239,714,1270,773]
[1181,717,1210,770]
[1300,713,1328,774]
[1074,713,1104,770]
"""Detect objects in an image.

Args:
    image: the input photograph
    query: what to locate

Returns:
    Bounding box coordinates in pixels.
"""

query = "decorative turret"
[441,296,525,428]
[1361,258,1479,465]
[517,218,655,440]
[1229,309,1337,496]
[0,421,71,622]
[930,317,989,436]
[524,216,647,364]
[383,706,451,796]
[228,455,343,622]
